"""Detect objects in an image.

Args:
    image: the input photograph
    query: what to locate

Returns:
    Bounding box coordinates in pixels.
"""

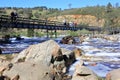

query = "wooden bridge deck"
[0,15,102,31]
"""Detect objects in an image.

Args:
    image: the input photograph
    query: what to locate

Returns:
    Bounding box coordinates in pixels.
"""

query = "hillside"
[1,3,120,28]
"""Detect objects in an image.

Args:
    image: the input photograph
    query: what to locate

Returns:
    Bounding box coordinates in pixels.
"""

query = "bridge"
[0,15,109,37]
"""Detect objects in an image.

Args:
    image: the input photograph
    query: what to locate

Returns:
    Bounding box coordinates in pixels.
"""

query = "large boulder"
[106,68,120,80]
[72,62,98,80]
[12,40,60,66]
[3,62,53,80]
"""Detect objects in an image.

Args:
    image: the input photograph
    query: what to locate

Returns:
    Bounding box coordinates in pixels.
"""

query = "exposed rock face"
[48,15,105,27]
[3,62,53,80]
[106,69,120,80]
[72,62,98,80]
[12,40,60,66]
[60,36,76,44]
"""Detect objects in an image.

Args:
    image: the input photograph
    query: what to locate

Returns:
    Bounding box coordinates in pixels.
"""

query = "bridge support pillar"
[47,29,49,38]
[55,29,57,38]
[46,29,57,38]
[50,30,53,38]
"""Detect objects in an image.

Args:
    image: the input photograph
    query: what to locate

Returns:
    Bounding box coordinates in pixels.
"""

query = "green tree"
[106,2,112,13]
[105,2,113,27]
[34,11,41,19]
[18,9,24,15]
[27,29,34,37]
[104,2,119,33]
[28,12,33,19]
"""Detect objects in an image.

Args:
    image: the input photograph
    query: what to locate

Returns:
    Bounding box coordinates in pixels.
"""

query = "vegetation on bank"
[67,29,92,37]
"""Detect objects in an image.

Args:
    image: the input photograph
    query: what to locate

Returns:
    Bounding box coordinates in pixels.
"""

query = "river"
[0,35,120,77]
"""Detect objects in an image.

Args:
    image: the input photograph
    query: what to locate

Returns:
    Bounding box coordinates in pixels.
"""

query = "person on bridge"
[74,22,77,27]
[10,11,18,21]
[10,11,14,21]
[63,21,67,26]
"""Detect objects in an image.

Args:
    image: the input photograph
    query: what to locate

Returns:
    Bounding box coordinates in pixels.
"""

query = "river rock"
[12,40,60,66]
[61,48,72,56]
[106,68,120,80]
[72,62,98,80]
[73,48,84,59]
[3,62,53,80]
[109,36,118,41]
[60,36,76,44]
[103,35,119,41]
[79,35,90,43]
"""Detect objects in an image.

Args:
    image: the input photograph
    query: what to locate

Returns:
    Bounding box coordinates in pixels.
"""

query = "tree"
[27,28,34,37]
[28,12,33,19]
[106,2,113,12]
[18,9,24,15]
[34,11,41,19]
[104,2,119,33]
[105,2,113,26]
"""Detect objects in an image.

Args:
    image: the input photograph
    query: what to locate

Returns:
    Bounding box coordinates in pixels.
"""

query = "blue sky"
[0,0,120,9]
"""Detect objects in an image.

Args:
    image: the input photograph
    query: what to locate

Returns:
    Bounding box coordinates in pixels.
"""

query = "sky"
[0,0,120,9]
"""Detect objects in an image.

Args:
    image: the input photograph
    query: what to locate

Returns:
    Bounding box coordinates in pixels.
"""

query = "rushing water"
[68,37,120,77]
[0,35,120,77]
[0,36,49,54]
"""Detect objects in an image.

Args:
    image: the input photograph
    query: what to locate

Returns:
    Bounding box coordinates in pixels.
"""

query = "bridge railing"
[0,15,65,27]
[1,15,109,31]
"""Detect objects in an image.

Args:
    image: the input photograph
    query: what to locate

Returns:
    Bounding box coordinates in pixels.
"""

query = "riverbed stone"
[12,40,60,66]
[60,36,76,44]
[106,68,120,80]
[73,48,84,59]
[72,62,98,80]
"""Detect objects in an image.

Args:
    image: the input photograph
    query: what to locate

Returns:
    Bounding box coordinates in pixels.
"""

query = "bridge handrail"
[0,15,65,26]
[1,14,112,31]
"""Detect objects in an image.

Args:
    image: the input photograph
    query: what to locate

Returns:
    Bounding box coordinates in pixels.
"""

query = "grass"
[67,29,92,37]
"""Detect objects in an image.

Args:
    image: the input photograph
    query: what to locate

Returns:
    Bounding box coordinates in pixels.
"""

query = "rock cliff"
[48,14,105,27]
